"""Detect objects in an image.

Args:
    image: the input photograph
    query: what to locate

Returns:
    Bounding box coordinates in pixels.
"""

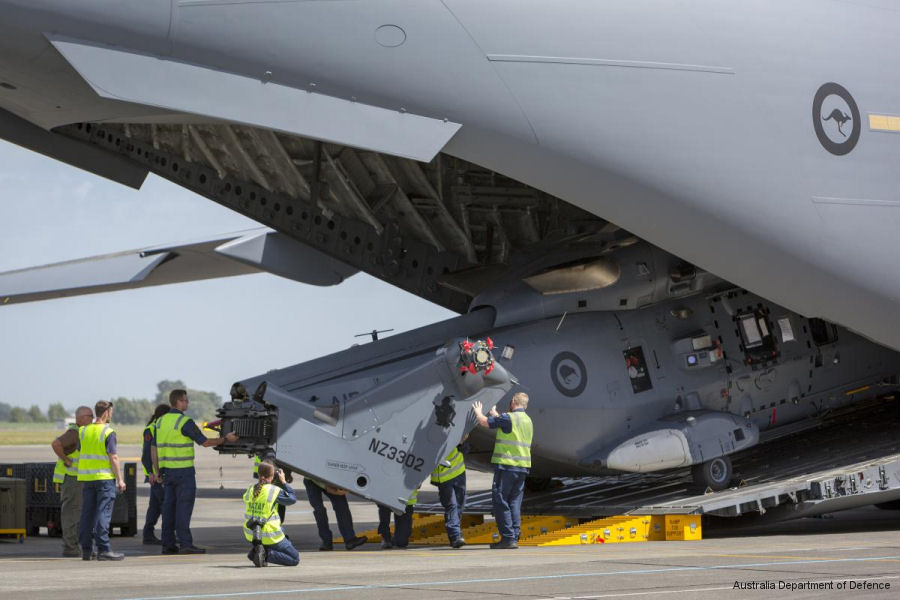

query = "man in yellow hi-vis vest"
[77,400,126,560]
[151,389,238,555]
[51,405,93,557]
[430,435,468,548]
[473,392,533,550]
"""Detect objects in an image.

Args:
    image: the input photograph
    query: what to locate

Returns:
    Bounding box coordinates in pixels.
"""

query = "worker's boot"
[251,543,267,567]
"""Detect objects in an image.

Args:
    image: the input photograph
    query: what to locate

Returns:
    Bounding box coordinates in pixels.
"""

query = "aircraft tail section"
[216,338,514,511]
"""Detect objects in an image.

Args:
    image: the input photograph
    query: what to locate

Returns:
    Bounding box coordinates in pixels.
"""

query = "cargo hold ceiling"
[56,121,620,311]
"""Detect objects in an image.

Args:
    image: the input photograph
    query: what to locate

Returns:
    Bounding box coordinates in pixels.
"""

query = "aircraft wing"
[0,228,357,305]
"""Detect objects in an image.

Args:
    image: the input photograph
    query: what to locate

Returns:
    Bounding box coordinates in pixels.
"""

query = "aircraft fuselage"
[1,1,899,351]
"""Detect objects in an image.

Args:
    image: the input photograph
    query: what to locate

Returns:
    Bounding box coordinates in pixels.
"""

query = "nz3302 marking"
[368,437,424,471]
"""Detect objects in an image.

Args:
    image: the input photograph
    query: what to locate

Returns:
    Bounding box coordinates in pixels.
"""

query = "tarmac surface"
[2,444,900,599]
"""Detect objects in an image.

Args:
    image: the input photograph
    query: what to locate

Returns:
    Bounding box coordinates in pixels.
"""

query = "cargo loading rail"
[419,397,900,520]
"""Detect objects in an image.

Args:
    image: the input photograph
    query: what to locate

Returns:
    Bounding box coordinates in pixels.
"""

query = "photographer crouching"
[243,462,299,567]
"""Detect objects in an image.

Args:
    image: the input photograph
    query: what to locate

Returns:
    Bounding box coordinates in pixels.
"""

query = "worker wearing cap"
[151,389,238,554]
[430,436,468,548]
[51,405,93,557]
[77,400,125,561]
[472,392,533,550]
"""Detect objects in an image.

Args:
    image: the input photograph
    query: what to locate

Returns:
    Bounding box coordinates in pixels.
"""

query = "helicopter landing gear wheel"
[692,455,732,491]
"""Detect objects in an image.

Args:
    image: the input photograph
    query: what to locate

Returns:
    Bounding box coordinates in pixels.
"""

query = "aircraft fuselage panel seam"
[486,54,735,75]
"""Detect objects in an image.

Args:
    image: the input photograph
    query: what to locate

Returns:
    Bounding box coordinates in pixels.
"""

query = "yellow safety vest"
[407,487,419,506]
[156,412,195,470]
[491,411,533,469]
[77,423,116,481]
[253,456,260,477]
[53,424,80,483]
[430,447,465,484]
[242,483,285,545]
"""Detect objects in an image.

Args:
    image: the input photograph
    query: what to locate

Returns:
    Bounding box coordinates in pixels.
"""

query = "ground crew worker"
[141,404,170,544]
[77,400,125,560]
[430,436,468,548]
[377,487,418,549]
[253,456,287,524]
[51,405,93,557]
[150,389,238,554]
[472,392,533,549]
[303,477,367,551]
[243,462,299,567]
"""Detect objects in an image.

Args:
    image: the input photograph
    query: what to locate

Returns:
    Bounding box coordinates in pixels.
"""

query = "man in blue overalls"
[151,389,237,554]
[472,392,533,549]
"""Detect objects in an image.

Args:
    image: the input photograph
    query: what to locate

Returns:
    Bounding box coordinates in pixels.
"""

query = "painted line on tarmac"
[539,575,900,599]
[118,555,900,600]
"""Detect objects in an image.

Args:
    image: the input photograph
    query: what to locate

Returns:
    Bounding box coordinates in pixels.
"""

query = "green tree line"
[0,380,222,425]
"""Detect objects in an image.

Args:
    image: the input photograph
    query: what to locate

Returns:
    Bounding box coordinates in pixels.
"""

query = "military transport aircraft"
[1,1,899,510]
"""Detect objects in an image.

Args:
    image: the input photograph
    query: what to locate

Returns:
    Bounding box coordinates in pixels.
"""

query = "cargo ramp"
[418,396,900,522]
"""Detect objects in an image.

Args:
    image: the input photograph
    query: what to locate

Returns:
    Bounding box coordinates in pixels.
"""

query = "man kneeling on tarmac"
[243,462,299,567]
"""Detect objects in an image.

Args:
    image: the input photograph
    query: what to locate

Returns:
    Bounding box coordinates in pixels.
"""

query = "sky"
[0,140,454,411]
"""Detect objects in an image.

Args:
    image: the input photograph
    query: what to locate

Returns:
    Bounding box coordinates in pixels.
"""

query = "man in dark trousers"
[472,392,533,549]
[151,389,237,554]
[77,400,126,560]
[377,488,418,549]
[141,404,170,544]
[430,436,468,548]
[303,478,367,551]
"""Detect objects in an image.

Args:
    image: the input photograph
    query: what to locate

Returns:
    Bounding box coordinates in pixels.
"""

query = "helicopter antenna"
[354,328,394,342]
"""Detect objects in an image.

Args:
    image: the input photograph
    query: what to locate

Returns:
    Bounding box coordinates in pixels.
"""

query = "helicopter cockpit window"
[739,315,763,348]
[809,318,838,346]
[737,310,777,364]
[777,317,795,343]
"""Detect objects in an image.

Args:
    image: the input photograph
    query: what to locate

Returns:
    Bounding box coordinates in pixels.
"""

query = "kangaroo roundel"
[813,82,860,156]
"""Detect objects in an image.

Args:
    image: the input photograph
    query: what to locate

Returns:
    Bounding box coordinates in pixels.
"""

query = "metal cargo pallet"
[418,398,900,520]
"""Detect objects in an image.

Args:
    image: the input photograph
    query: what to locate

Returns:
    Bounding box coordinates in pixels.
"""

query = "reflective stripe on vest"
[407,487,419,506]
[491,411,533,468]
[77,424,115,481]
[242,483,284,545]
[53,424,80,483]
[430,447,465,484]
[156,412,195,469]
